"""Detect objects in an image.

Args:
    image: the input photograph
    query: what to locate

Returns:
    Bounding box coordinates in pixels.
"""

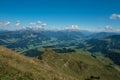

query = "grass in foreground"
[0,46,120,80]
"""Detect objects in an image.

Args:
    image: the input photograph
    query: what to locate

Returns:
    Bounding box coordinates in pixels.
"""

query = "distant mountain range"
[87,32,119,39]
[0,29,120,66]
[0,30,84,51]
[0,30,49,50]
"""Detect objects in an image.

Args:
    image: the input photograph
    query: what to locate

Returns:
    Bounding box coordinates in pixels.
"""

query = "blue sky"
[0,0,120,31]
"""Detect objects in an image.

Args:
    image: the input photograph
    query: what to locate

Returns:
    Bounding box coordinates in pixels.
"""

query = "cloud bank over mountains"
[0,13,120,32]
[0,21,11,27]
[0,20,47,29]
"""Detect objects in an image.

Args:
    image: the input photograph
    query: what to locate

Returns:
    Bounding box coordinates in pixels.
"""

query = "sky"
[0,0,120,31]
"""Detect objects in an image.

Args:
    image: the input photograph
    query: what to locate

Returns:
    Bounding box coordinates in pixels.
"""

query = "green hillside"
[0,46,120,80]
[86,35,120,65]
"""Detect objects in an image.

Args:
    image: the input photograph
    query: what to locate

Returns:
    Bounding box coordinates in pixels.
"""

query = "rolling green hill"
[86,35,120,65]
[0,46,120,80]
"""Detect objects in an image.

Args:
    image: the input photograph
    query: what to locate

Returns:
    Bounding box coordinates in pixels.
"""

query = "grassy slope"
[0,46,120,80]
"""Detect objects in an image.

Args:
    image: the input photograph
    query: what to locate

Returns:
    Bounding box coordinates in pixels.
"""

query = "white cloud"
[110,14,120,19]
[4,21,11,26]
[29,22,36,25]
[41,23,47,27]
[36,20,47,27]
[0,21,11,27]
[65,25,80,31]
[36,21,42,26]
[105,25,113,31]
[0,20,47,30]
[15,23,20,26]
[37,21,42,24]
[29,21,47,27]
[15,20,21,26]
